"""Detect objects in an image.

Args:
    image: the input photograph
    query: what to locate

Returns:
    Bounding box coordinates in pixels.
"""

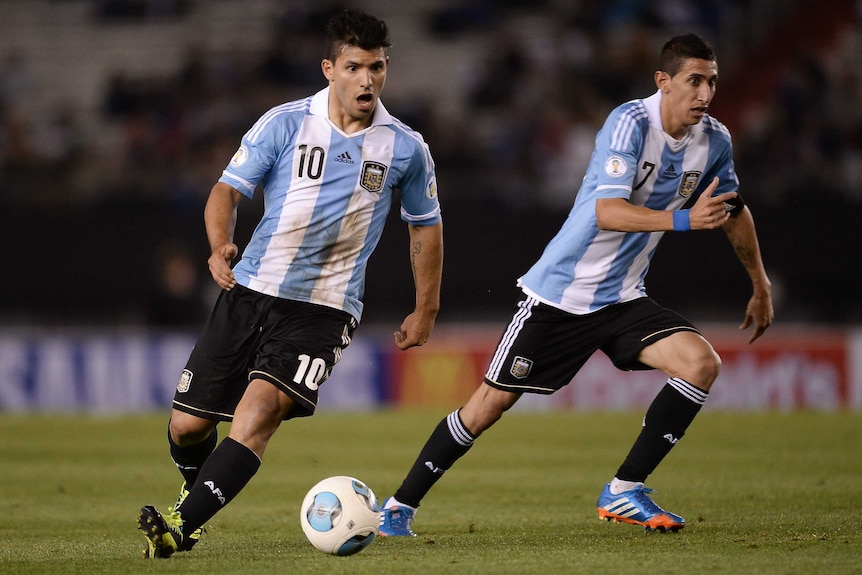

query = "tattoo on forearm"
[410,241,420,273]
[733,241,756,270]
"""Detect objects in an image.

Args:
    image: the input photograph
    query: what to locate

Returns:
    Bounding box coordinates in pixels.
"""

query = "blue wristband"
[673,209,691,232]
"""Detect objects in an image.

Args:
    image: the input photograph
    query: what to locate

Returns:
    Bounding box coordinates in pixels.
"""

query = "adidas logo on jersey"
[663,163,678,178]
[335,151,354,164]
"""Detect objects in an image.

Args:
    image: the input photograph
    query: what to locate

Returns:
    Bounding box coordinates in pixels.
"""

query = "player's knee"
[461,384,519,436]
[689,347,721,389]
[169,412,215,446]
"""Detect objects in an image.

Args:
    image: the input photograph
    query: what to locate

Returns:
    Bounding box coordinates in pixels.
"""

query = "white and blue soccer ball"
[299,475,380,556]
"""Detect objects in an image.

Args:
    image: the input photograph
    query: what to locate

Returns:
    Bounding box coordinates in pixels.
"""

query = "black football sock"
[614,378,708,483]
[168,425,218,489]
[393,410,476,508]
[176,437,261,534]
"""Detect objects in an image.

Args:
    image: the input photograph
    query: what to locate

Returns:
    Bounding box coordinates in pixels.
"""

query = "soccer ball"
[299,475,380,556]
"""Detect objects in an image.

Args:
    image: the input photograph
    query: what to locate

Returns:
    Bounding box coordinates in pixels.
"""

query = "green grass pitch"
[0,410,859,574]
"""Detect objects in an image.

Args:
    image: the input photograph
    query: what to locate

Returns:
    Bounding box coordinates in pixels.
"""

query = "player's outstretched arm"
[722,204,773,343]
[204,182,243,291]
[394,222,443,350]
[596,178,736,232]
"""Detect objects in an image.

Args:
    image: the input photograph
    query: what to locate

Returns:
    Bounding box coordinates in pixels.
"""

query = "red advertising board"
[386,325,853,411]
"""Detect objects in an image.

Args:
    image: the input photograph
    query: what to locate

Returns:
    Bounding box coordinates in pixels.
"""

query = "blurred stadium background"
[0,0,860,412]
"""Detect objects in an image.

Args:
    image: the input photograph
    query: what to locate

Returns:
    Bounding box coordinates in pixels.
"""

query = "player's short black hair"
[659,33,715,77]
[325,8,392,62]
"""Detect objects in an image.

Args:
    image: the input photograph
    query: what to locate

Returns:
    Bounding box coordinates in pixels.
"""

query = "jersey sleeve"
[714,148,745,214]
[398,138,441,226]
[219,109,286,199]
[590,103,647,200]
[701,121,745,213]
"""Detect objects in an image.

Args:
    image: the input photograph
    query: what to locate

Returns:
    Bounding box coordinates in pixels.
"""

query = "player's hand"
[394,311,435,350]
[739,292,773,344]
[689,178,736,230]
[208,243,238,290]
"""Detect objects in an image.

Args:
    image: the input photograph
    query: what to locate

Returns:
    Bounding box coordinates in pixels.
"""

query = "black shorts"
[484,295,700,394]
[172,284,357,420]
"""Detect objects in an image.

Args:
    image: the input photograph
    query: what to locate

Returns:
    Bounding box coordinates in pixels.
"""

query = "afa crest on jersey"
[360,161,387,193]
[678,171,702,198]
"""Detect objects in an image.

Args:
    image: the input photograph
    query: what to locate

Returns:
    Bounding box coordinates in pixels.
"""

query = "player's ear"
[655,70,670,93]
[321,59,334,81]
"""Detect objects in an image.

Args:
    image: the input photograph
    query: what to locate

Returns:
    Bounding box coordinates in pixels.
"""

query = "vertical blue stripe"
[590,143,683,308]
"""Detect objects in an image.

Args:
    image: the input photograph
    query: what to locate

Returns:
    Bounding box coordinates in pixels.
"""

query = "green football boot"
[138,505,184,559]
[173,482,203,551]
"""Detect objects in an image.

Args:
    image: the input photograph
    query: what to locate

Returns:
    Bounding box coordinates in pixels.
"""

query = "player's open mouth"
[357,93,373,107]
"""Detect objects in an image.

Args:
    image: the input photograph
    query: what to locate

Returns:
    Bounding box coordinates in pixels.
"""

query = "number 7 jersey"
[518,89,738,315]
[219,87,441,322]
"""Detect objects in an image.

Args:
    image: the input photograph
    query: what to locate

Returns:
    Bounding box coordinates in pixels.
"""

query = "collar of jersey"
[310,87,393,129]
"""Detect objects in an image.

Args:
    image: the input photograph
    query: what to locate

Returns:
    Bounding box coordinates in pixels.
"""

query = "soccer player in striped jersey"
[138,9,443,557]
[380,33,773,536]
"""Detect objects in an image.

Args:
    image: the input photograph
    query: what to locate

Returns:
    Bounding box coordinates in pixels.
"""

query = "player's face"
[322,45,389,133]
[656,58,717,139]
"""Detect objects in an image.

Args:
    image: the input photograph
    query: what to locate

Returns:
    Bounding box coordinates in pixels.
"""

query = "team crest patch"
[177,369,193,393]
[605,155,627,178]
[510,356,533,379]
[678,170,702,198]
[360,161,387,193]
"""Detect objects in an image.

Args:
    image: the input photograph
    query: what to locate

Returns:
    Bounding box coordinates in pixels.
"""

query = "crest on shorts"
[510,356,533,379]
[678,170,702,198]
[177,369,193,393]
[360,161,387,193]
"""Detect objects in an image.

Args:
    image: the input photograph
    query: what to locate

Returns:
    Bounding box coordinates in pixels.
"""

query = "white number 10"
[293,354,327,390]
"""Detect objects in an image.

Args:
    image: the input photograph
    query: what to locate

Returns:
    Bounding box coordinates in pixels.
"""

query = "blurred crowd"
[1,0,860,326]
[2,0,860,209]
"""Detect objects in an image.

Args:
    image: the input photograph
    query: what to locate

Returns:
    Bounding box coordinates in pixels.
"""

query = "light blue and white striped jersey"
[518,90,737,314]
[219,88,441,322]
